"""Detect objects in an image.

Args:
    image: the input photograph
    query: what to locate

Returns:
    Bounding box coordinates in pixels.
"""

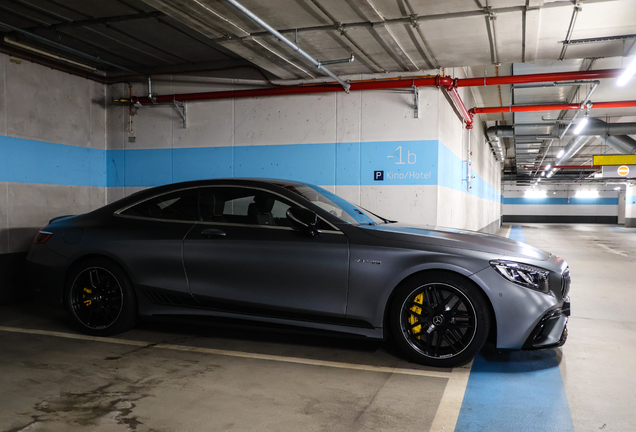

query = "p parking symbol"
[374,171,384,181]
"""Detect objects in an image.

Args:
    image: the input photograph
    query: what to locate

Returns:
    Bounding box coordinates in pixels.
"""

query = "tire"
[65,258,138,336]
[390,271,490,368]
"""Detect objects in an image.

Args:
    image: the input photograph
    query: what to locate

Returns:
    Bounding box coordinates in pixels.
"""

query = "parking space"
[1,224,635,431]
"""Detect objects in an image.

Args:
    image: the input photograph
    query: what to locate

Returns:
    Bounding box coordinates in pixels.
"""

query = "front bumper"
[523,297,570,350]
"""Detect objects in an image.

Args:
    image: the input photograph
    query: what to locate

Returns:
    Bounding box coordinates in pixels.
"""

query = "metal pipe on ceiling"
[223,0,351,92]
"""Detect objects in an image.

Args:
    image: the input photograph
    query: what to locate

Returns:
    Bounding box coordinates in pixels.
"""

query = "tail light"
[33,231,52,244]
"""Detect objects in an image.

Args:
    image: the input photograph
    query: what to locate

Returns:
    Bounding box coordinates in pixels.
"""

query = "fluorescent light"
[541,171,546,177]
[3,36,97,71]
[614,187,621,191]
[573,116,589,134]
[545,164,552,171]
[557,149,564,159]
[525,191,547,198]
[618,56,636,86]
[575,191,599,198]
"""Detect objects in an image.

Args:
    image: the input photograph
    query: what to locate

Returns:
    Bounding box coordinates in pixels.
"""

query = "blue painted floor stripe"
[611,227,636,233]
[454,225,574,432]
[508,225,527,243]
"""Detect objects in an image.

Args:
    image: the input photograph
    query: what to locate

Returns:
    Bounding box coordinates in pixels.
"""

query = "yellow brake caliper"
[409,293,423,339]
[83,287,92,306]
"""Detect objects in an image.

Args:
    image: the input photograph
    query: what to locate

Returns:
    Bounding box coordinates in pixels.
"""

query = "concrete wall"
[107,73,501,232]
[502,183,622,223]
[436,68,501,232]
[0,53,107,303]
[0,58,502,304]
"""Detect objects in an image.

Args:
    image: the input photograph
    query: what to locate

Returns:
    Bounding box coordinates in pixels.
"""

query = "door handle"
[200,228,226,238]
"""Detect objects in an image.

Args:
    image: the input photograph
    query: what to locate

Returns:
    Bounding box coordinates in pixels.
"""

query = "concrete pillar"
[626,184,636,227]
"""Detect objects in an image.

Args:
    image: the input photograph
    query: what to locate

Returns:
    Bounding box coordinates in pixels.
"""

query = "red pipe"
[457,68,622,87]
[589,100,636,109]
[442,85,474,128]
[469,100,636,115]
[470,103,580,114]
[131,68,624,104]
[133,76,452,104]
[128,68,627,131]
[522,165,601,169]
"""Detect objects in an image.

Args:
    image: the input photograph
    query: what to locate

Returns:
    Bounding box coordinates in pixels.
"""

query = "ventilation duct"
[589,118,636,154]
[486,120,636,139]
[485,126,505,162]
[595,135,636,154]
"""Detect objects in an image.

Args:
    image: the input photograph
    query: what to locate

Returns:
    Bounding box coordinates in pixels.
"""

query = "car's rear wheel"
[66,258,137,336]
[390,272,490,368]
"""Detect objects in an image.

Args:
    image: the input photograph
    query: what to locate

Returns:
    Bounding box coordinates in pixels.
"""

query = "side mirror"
[286,207,321,237]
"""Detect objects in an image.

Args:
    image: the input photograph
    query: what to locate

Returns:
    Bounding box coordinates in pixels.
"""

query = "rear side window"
[121,189,198,221]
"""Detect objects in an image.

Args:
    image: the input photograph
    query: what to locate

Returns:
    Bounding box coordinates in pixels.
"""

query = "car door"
[183,185,350,323]
[113,188,198,303]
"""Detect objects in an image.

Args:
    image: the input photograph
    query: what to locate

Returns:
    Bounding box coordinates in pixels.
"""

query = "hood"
[359,223,552,261]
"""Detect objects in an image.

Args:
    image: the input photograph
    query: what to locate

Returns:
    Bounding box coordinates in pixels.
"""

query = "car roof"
[100,178,314,213]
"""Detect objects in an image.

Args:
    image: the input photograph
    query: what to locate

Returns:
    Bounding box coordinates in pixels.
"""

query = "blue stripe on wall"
[437,142,500,204]
[455,225,574,432]
[504,197,618,205]
[0,136,105,187]
[1,135,501,203]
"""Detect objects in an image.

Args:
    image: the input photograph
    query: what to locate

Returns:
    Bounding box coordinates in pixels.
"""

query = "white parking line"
[0,326,452,379]
[428,362,473,432]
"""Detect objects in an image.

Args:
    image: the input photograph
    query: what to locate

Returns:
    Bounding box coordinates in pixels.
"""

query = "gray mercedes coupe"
[27,178,570,367]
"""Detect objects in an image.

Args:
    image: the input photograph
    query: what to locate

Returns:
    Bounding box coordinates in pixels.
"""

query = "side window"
[121,189,198,221]
[199,187,293,227]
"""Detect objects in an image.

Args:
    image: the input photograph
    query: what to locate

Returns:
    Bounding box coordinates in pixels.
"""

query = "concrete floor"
[0,224,634,431]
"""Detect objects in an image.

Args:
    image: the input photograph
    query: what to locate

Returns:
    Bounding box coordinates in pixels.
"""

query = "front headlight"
[490,260,550,293]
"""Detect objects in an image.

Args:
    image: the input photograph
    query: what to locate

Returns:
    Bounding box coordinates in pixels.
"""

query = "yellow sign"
[593,154,636,166]
[618,165,630,176]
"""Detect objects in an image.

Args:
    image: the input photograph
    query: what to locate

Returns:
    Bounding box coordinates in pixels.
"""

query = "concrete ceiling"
[1,0,636,184]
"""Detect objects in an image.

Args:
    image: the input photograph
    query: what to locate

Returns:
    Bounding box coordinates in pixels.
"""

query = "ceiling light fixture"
[573,114,589,134]
[556,149,564,159]
[3,36,97,71]
[618,56,636,86]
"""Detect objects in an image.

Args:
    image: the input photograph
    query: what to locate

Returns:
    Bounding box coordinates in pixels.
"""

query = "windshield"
[286,184,388,225]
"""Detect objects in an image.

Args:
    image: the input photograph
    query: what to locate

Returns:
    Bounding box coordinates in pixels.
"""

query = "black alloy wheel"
[66,258,137,336]
[390,272,490,368]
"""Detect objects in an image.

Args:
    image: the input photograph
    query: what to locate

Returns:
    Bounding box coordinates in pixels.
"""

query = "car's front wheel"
[390,272,490,368]
[66,258,137,336]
